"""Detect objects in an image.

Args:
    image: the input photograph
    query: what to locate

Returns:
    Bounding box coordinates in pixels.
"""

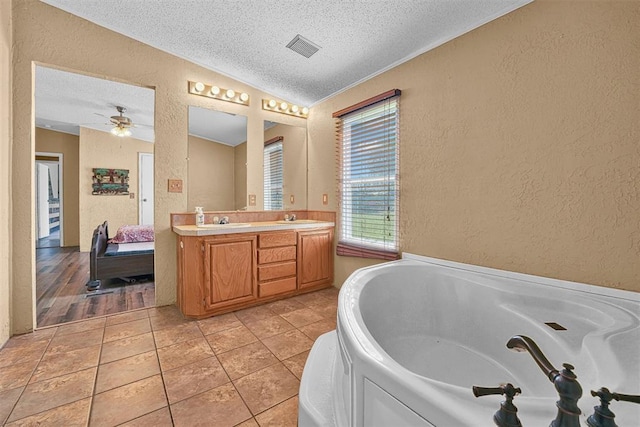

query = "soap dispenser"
[195,207,205,227]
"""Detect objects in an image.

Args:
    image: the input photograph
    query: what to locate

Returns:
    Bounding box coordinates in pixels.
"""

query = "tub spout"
[506,335,582,427]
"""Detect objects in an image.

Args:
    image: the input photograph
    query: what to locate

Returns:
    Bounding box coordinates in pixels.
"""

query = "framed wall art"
[92,168,130,195]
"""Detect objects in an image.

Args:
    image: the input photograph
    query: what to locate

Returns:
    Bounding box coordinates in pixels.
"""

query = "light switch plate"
[322,194,328,205]
[168,179,183,193]
[290,195,295,204]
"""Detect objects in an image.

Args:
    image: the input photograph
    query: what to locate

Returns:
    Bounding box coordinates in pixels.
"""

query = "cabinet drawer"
[258,246,296,264]
[259,232,297,248]
[259,277,297,298]
[259,261,296,282]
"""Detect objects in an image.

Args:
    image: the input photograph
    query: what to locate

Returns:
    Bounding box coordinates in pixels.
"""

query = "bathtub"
[299,254,640,426]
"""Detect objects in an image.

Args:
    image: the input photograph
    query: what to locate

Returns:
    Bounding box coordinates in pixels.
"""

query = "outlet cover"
[248,194,256,206]
[168,179,183,193]
[290,195,295,204]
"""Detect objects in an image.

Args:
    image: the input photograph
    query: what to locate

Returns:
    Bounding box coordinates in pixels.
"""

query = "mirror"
[188,106,248,210]
[263,121,307,210]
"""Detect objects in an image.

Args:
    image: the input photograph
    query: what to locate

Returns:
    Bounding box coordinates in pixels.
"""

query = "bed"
[87,221,154,290]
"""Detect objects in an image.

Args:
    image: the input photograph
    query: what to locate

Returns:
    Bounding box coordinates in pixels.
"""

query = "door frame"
[138,152,154,225]
[35,151,64,247]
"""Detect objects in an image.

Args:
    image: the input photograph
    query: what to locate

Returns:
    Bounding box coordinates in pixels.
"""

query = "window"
[264,138,283,210]
[335,89,400,260]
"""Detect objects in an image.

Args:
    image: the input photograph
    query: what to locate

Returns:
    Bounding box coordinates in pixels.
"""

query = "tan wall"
[35,128,80,246]
[309,0,640,292]
[1,0,12,345]
[265,123,307,210]
[234,142,247,210]
[78,127,153,252]
[10,0,306,334]
[187,135,235,211]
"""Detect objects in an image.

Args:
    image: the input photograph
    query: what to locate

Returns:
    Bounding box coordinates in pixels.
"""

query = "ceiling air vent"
[286,34,321,58]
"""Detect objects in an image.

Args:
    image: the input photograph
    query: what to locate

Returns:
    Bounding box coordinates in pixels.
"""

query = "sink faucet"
[284,214,296,221]
[506,335,582,427]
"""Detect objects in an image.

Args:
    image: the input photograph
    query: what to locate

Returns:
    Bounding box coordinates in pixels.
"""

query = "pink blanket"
[109,224,154,244]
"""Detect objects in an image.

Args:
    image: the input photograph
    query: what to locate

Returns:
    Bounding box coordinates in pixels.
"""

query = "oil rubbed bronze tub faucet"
[473,383,523,427]
[506,335,582,427]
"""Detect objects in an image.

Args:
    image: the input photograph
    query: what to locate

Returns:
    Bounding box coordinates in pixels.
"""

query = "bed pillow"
[109,224,154,243]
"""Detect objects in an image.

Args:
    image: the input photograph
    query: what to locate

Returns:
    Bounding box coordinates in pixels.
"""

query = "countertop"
[173,220,335,236]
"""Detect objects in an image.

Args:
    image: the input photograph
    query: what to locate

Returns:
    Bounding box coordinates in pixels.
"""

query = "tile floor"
[0,287,339,426]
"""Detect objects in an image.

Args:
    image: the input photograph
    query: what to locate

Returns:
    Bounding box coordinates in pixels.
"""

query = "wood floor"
[36,246,155,327]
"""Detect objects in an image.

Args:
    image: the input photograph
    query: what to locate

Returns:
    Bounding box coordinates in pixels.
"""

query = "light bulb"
[111,127,119,136]
[193,82,205,93]
[280,102,288,111]
[291,105,299,113]
[226,89,235,99]
[268,99,277,108]
[210,86,220,96]
[302,107,309,115]
[239,93,249,102]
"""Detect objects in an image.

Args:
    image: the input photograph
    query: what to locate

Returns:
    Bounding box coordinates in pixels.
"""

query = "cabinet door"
[298,228,334,288]
[204,235,257,309]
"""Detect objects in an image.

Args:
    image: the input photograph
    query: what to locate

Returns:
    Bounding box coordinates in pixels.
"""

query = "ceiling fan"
[109,106,133,137]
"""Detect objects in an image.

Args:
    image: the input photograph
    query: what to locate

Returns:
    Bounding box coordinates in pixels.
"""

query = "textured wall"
[309,0,640,292]
[264,123,308,210]
[1,0,12,346]
[187,135,235,211]
[35,128,80,247]
[10,0,306,334]
[78,128,153,252]
[234,142,247,210]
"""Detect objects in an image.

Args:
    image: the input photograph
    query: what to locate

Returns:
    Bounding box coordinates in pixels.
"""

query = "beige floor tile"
[3,328,56,349]
[0,340,49,368]
[234,305,278,324]
[47,328,103,354]
[100,332,155,364]
[298,318,337,341]
[163,356,230,404]
[315,287,340,299]
[265,298,306,315]
[149,305,190,331]
[0,387,23,424]
[291,291,334,307]
[0,359,38,391]
[197,312,242,336]
[261,329,313,360]
[118,407,173,427]
[243,315,295,340]
[31,344,101,384]
[153,322,203,348]
[307,301,338,319]
[170,383,252,427]
[233,363,300,415]
[54,317,106,336]
[90,375,167,426]
[157,337,214,371]
[217,341,279,380]
[103,318,151,343]
[5,397,91,427]
[282,350,310,380]
[95,350,160,394]
[236,418,259,427]
[205,324,258,354]
[7,367,96,423]
[279,307,324,328]
[255,396,299,427]
[105,309,149,327]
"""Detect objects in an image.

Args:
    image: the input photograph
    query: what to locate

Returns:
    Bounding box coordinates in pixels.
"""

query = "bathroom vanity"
[172,213,334,319]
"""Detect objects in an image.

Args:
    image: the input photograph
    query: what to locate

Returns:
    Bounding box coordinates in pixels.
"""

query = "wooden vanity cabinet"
[298,228,334,289]
[176,226,334,319]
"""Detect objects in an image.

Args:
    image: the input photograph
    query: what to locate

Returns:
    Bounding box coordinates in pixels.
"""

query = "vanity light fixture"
[188,81,250,106]
[262,98,309,119]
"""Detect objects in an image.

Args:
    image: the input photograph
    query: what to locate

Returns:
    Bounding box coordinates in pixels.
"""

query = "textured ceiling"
[35,66,155,143]
[40,0,532,107]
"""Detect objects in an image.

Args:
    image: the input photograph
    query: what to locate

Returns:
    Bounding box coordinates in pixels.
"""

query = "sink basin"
[197,223,252,228]
[276,219,319,224]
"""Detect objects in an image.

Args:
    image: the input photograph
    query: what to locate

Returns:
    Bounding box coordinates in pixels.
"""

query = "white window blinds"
[335,90,400,260]
[264,139,283,210]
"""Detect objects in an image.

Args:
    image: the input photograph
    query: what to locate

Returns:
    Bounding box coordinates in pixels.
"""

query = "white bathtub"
[299,254,640,426]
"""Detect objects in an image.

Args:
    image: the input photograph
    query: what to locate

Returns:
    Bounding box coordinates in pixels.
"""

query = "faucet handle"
[473,383,522,427]
[611,392,640,404]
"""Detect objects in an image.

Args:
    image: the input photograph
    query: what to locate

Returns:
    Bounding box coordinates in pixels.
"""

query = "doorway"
[35,153,63,249]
